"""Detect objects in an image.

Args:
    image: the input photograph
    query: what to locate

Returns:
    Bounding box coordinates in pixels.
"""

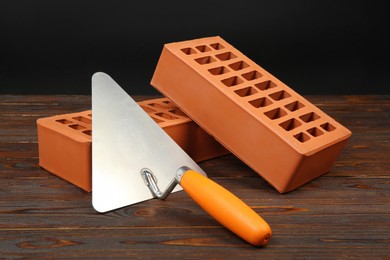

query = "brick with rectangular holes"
[151,36,352,192]
[37,97,229,191]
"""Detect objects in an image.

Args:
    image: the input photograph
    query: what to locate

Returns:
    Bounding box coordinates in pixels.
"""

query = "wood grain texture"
[0,95,389,259]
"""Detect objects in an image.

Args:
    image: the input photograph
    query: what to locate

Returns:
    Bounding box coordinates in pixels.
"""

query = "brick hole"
[229,61,249,71]
[241,70,262,81]
[169,109,187,117]
[269,90,291,101]
[210,43,224,50]
[56,119,72,124]
[156,112,178,120]
[254,80,277,91]
[195,56,216,65]
[72,116,92,124]
[294,132,310,143]
[300,112,320,123]
[221,76,244,87]
[264,107,287,120]
[320,122,336,132]
[279,118,302,131]
[161,100,176,108]
[235,86,258,97]
[196,45,211,52]
[82,130,92,136]
[307,127,324,137]
[68,124,86,130]
[148,103,168,109]
[285,101,305,112]
[208,66,230,75]
[181,47,197,55]
[249,97,272,108]
[216,52,237,61]
[140,106,156,113]
[88,113,92,117]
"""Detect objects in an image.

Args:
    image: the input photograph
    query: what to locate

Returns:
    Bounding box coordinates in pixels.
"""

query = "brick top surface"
[37,98,191,143]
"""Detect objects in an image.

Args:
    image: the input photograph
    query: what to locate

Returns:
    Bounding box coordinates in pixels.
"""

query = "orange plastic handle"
[180,170,272,246]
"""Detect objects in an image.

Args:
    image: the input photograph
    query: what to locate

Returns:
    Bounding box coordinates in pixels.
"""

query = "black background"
[1,1,388,95]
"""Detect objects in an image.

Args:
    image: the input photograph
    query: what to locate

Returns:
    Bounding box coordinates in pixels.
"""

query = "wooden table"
[1,95,389,259]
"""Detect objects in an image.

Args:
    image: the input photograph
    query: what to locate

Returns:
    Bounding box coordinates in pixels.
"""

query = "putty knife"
[91,72,271,246]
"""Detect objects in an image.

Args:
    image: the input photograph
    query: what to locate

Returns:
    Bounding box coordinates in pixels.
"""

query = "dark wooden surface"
[0,95,389,259]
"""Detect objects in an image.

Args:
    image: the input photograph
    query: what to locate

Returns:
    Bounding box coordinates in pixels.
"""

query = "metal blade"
[92,72,206,213]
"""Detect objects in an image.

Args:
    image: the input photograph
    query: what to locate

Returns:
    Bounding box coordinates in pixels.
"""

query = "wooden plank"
[0,95,389,258]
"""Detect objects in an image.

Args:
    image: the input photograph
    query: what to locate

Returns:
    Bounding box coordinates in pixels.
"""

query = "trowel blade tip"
[92,71,110,81]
